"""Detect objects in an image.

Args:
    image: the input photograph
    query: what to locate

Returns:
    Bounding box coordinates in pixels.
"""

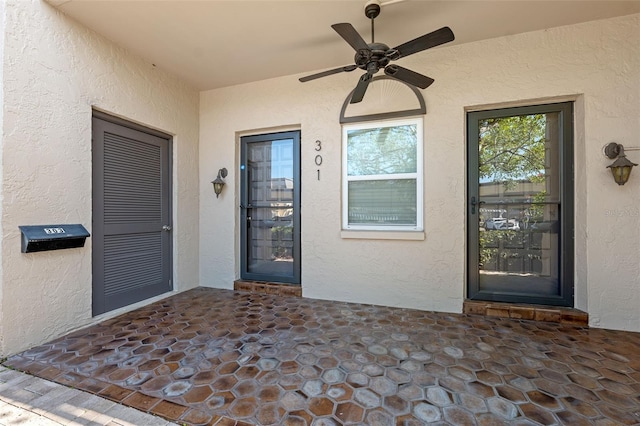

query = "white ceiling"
[47,0,640,91]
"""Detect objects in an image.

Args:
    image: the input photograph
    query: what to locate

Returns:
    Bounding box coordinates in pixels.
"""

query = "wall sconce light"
[211,168,228,198]
[605,143,637,185]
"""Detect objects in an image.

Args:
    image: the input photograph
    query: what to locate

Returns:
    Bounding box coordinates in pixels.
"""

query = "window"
[342,118,423,232]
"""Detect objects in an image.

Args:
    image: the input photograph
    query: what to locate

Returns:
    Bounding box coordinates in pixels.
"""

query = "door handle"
[162,225,172,231]
[470,197,485,214]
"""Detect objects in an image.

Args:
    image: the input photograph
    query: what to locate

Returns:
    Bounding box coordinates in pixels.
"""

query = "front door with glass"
[240,131,301,284]
[467,103,574,306]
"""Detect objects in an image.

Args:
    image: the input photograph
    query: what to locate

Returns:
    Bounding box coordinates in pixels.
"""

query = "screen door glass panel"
[477,112,562,297]
[241,132,300,283]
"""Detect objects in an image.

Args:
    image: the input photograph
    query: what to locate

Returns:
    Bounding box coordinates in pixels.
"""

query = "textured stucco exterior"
[1,3,638,357]
[0,0,6,354]
[0,0,200,356]
[200,14,640,332]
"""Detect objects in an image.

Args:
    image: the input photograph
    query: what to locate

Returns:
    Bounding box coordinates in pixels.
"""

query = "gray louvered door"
[92,113,172,315]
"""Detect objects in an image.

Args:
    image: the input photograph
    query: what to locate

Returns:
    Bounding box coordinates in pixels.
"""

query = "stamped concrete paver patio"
[4,288,640,425]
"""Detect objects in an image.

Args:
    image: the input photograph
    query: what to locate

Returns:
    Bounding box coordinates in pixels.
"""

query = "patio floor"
[5,288,640,425]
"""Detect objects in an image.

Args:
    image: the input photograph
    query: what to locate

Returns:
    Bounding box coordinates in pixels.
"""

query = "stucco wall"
[0,0,200,356]
[0,0,6,353]
[200,14,640,332]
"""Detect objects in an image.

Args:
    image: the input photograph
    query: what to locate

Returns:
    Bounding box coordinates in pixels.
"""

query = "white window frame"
[342,117,424,233]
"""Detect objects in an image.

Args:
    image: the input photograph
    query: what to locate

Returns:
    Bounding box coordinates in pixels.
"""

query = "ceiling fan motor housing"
[355,43,390,72]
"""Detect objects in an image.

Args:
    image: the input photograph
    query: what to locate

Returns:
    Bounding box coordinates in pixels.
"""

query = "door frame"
[92,110,173,315]
[467,102,574,306]
[239,130,301,284]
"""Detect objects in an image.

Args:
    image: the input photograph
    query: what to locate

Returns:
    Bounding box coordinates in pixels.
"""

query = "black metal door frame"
[240,131,301,284]
[467,102,574,306]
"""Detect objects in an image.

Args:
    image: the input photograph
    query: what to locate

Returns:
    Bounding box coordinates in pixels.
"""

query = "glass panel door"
[467,103,573,306]
[240,131,300,284]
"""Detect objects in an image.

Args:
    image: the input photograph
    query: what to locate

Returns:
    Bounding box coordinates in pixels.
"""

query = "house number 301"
[315,140,323,180]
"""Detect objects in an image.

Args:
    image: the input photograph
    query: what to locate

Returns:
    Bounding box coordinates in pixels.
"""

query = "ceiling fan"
[299,0,455,104]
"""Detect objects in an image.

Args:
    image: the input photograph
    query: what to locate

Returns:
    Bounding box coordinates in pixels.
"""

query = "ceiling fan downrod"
[364,0,381,43]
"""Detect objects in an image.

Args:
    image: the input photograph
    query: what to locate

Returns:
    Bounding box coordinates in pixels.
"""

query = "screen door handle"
[470,197,485,214]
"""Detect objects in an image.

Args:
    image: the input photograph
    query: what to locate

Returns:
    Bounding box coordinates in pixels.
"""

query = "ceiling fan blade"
[332,23,370,52]
[350,73,372,104]
[299,65,357,82]
[385,65,434,89]
[392,26,455,59]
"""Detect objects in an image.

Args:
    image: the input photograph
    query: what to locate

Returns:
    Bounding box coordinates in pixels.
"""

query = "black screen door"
[467,103,573,306]
[92,112,172,315]
[240,131,301,284]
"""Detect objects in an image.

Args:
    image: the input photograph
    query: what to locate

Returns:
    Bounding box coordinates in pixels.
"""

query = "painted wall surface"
[0,0,6,353]
[200,14,640,332]
[0,0,200,356]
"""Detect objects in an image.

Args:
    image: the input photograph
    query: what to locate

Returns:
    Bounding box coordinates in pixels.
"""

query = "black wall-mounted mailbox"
[19,224,90,253]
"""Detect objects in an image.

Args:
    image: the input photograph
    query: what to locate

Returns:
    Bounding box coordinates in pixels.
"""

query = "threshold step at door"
[234,280,302,297]
[464,300,588,326]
